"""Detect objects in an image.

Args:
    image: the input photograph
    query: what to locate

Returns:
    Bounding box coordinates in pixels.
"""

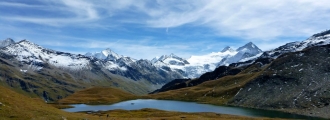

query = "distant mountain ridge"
[85,48,123,61]
[0,40,183,83]
[0,39,183,101]
[151,42,263,78]
[261,29,330,59]
[221,46,235,52]
[83,42,263,79]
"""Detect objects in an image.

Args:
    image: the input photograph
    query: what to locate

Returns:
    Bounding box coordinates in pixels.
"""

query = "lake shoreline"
[56,87,329,119]
[74,108,284,120]
[62,99,325,120]
[56,97,329,119]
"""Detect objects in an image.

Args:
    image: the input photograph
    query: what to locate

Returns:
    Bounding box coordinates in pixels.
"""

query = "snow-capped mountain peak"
[237,42,262,53]
[157,53,189,66]
[103,48,120,58]
[151,56,159,63]
[0,38,16,48]
[310,29,330,38]
[262,29,330,58]
[1,39,90,71]
[85,48,122,60]
[159,53,179,61]
[219,42,263,65]
[149,43,263,78]
[221,46,236,52]
[103,48,122,61]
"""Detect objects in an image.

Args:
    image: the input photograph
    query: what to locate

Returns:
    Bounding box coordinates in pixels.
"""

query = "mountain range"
[0,39,181,101]
[150,42,262,78]
[150,29,330,118]
[0,37,263,101]
[153,30,330,93]
[84,41,263,79]
[2,29,330,118]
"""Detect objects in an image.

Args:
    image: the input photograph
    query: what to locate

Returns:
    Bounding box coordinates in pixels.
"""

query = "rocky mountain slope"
[151,29,330,118]
[261,30,330,59]
[85,48,183,84]
[229,44,330,118]
[0,40,182,101]
[152,42,263,78]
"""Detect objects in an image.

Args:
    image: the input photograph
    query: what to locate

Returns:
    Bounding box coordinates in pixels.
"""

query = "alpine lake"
[63,99,325,120]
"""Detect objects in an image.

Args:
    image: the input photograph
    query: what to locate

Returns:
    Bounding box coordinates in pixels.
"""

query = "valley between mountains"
[1,30,330,119]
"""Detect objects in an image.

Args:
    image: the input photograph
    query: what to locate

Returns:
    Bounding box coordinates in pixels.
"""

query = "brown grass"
[57,87,139,104]
[147,72,261,105]
[0,85,98,120]
[57,72,260,106]
[48,104,74,109]
[0,85,284,120]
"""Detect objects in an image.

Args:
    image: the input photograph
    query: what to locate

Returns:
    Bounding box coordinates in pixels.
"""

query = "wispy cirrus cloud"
[1,0,330,59]
[143,0,330,40]
[2,0,330,39]
[0,0,100,26]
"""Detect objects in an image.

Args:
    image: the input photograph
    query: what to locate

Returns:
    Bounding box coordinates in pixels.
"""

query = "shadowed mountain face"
[151,65,243,94]
[229,44,330,117]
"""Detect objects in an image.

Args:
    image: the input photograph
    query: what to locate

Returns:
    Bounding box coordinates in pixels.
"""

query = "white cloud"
[31,34,236,59]
[140,0,330,40]
[3,0,330,39]
[2,0,330,59]
[38,39,194,59]
[0,0,100,26]
[0,1,42,8]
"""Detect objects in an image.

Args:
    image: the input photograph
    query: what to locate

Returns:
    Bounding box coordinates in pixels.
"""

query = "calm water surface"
[63,99,324,119]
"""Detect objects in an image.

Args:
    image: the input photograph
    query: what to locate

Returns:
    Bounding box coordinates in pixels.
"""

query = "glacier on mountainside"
[151,42,263,78]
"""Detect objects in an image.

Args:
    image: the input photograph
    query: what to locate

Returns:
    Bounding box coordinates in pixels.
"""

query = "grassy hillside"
[148,72,260,105]
[57,61,266,106]
[58,87,138,104]
[0,85,98,120]
[0,85,282,120]
[57,72,261,106]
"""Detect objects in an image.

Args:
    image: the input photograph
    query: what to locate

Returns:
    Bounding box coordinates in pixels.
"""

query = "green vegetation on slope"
[0,85,98,120]
[148,72,261,105]
[0,85,282,120]
[58,87,138,104]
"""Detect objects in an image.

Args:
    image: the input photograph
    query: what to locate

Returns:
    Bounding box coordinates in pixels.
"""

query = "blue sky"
[1,0,330,59]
